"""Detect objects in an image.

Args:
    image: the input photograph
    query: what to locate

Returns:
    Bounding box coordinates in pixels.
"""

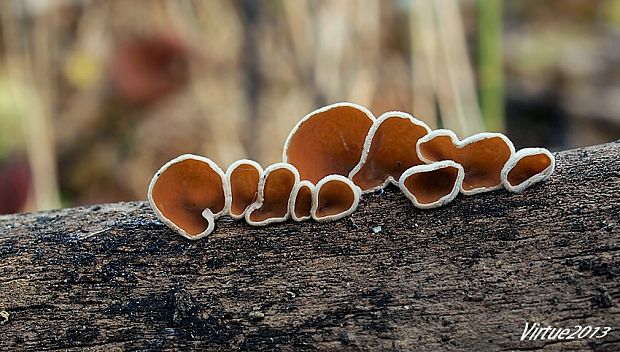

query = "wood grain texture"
[1,141,619,351]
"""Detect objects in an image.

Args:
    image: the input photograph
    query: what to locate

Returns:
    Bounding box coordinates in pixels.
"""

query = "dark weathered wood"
[1,141,619,351]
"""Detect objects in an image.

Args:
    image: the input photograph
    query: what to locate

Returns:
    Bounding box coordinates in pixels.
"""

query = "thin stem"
[478,0,504,132]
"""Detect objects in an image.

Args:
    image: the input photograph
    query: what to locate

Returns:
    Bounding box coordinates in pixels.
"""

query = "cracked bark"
[0,141,619,351]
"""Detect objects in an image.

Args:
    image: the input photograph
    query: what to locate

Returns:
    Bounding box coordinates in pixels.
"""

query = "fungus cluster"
[148,102,555,240]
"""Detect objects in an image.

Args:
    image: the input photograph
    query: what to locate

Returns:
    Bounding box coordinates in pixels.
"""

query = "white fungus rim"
[289,180,315,222]
[349,111,431,193]
[225,159,263,220]
[311,175,362,222]
[416,129,516,195]
[147,154,229,240]
[282,102,376,164]
[500,147,555,193]
[245,162,300,226]
[398,160,465,209]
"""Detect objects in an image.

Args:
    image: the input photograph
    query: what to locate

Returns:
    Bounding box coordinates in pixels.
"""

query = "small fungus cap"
[349,111,431,193]
[416,129,515,195]
[147,154,229,240]
[290,180,314,222]
[226,159,263,219]
[245,163,300,226]
[501,148,555,193]
[283,102,375,184]
[311,175,361,222]
[398,161,465,209]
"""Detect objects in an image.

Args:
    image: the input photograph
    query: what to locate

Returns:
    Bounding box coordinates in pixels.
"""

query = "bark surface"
[1,141,619,351]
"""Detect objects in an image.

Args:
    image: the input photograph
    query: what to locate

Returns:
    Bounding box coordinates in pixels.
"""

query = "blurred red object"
[109,34,190,106]
[0,155,31,215]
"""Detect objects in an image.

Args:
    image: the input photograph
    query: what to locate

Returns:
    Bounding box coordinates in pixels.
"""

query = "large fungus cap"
[501,147,555,193]
[245,163,300,226]
[290,180,314,222]
[148,154,229,240]
[416,129,515,195]
[311,175,361,222]
[399,161,464,209]
[226,159,262,219]
[349,111,431,193]
[283,102,375,184]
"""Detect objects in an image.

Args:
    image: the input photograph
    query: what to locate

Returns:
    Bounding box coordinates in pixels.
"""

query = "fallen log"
[0,141,619,351]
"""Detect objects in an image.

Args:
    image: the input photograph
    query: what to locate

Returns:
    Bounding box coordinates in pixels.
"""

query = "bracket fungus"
[282,102,375,184]
[501,148,555,193]
[311,175,361,222]
[147,102,556,240]
[399,161,465,209]
[226,159,263,219]
[349,111,431,193]
[416,129,515,195]
[290,180,315,222]
[245,163,300,226]
[147,154,229,240]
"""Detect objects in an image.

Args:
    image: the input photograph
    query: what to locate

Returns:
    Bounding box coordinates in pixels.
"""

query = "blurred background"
[0,0,619,214]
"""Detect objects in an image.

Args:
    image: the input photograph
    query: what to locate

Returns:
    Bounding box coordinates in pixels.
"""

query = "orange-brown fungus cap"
[350,112,431,192]
[246,163,299,226]
[283,102,375,184]
[148,155,227,239]
[311,175,361,222]
[291,181,314,222]
[226,160,262,219]
[417,130,515,195]
[501,148,555,193]
[508,154,550,186]
[398,161,464,209]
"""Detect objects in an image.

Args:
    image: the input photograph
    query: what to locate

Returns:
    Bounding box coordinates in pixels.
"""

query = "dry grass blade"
[1,2,61,211]
[434,0,484,136]
[410,0,439,127]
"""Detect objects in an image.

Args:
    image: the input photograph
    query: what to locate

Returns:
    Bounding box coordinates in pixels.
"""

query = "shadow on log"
[1,141,619,351]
